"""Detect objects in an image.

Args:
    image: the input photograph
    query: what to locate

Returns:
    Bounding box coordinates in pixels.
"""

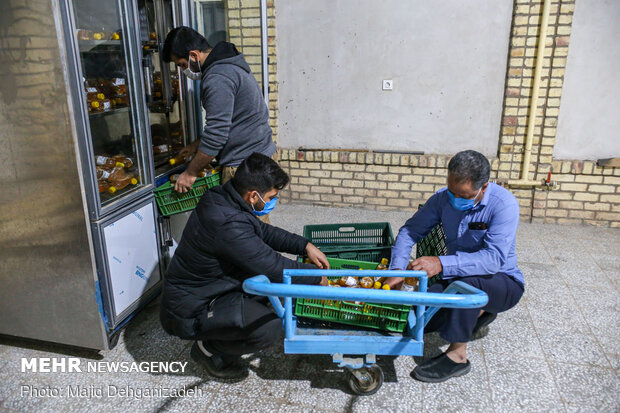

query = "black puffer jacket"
[160,181,320,339]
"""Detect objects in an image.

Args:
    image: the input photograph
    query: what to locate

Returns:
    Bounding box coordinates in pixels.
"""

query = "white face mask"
[183,54,201,80]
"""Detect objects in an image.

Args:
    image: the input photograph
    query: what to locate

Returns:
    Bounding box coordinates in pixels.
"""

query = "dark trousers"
[425,273,524,343]
[194,292,281,358]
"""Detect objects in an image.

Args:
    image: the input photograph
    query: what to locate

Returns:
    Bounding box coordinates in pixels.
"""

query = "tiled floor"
[1,204,619,413]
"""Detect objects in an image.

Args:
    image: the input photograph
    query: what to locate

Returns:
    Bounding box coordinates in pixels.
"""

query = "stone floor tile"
[549,361,619,409]
[536,329,610,368]
[485,352,564,412]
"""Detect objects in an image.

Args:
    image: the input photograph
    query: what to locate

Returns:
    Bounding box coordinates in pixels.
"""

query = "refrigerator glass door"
[97,199,162,325]
[70,0,150,207]
[138,0,193,178]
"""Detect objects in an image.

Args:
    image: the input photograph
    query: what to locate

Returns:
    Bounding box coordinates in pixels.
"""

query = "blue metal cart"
[243,269,488,395]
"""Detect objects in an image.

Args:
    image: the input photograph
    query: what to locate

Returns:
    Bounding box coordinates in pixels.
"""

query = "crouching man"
[384,150,525,382]
[160,153,328,379]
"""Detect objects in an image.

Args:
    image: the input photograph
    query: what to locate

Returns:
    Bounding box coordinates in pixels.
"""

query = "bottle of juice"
[98,180,110,193]
[153,144,170,155]
[359,277,374,289]
[99,98,112,112]
[96,167,111,180]
[110,78,127,95]
[169,153,191,166]
[77,29,92,41]
[114,155,133,168]
[90,101,103,113]
[375,258,389,271]
[108,174,138,194]
[95,155,124,169]
[337,276,357,287]
[401,277,418,292]
[86,89,103,103]
[112,95,129,107]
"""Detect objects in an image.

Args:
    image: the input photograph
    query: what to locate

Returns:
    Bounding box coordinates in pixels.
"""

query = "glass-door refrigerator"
[54,0,195,347]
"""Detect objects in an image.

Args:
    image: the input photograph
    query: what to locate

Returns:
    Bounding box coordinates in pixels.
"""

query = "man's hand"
[319,276,329,286]
[383,275,404,290]
[407,256,442,277]
[305,243,330,269]
[174,170,197,193]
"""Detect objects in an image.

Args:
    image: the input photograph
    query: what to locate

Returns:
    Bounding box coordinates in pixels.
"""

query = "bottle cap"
[382,285,391,290]
[169,158,176,165]
[381,258,389,265]
[373,282,382,289]
[107,186,117,194]
[115,162,125,167]
[92,101,100,108]
[130,178,138,185]
[93,33,103,40]
[97,93,104,100]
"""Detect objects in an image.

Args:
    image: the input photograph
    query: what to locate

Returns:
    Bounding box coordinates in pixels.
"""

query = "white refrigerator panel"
[103,203,161,317]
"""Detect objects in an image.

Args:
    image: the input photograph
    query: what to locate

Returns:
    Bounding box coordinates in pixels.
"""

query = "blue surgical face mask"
[447,188,482,211]
[253,192,277,216]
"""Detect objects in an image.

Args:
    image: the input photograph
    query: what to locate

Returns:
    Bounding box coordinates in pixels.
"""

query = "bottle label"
[112,78,125,86]
[86,87,97,93]
[344,276,357,287]
[102,101,111,111]
[95,156,107,165]
[99,170,111,179]
[401,283,415,292]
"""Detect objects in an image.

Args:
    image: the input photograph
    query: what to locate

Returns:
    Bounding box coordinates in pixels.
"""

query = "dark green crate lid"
[303,222,394,249]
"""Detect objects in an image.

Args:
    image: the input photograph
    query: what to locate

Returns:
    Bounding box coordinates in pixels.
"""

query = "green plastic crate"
[320,246,391,263]
[294,257,411,332]
[416,204,448,287]
[154,172,221,216]
[303,222,394,249]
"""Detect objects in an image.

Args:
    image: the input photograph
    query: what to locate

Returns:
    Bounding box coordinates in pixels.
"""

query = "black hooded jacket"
[160,181,321,339]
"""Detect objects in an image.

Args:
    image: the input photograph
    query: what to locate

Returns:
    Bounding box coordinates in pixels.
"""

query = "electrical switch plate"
[382,79,393,90]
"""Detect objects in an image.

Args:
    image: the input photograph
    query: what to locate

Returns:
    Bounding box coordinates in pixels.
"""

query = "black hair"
[163,26,211,63]
[447,150,491,190]
[232,153,289,195]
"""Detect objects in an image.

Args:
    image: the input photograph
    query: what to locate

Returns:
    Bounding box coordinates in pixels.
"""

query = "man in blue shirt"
[386,150,525,382]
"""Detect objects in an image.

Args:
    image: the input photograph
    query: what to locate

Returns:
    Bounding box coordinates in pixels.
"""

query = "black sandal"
[411,353,471,383]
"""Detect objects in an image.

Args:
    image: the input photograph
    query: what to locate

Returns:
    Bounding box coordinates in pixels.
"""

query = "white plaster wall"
[275,0,513,156]
[555,0,620,160]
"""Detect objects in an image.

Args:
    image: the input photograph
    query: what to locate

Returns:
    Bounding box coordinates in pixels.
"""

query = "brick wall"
[226,0,278,142]
[274,0,619,228]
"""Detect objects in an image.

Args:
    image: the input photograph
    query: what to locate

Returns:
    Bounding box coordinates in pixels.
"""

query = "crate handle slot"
[338,227,356,233]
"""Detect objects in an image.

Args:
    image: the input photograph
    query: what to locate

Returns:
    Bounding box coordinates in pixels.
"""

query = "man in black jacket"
[160,153,328,379]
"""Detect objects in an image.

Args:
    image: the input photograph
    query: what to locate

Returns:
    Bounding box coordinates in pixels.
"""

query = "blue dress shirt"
[390,183,524,286]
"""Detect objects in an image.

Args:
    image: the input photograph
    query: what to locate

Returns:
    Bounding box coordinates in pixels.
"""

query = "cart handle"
[242,275,488,309]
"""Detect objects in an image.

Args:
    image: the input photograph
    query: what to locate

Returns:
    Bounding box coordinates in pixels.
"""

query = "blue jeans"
[425,273,524,343]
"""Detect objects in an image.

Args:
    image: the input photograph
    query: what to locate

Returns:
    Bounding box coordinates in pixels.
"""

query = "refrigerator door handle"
[143,55,153,103]
[158,215,173,247]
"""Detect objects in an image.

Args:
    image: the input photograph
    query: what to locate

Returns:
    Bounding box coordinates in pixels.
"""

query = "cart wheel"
[348,365,384,396]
